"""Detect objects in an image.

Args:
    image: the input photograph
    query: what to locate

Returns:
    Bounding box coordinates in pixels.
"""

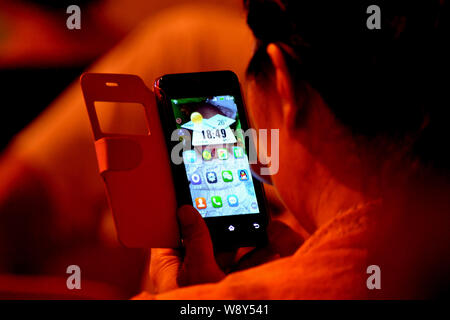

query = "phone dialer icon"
[211,196,223,208]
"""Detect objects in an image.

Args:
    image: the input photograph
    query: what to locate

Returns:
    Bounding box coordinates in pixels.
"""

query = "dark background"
[0,0,109,151]
[0,67,86,151]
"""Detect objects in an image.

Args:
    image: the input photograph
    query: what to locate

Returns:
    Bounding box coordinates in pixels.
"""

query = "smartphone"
[154,71,268,249]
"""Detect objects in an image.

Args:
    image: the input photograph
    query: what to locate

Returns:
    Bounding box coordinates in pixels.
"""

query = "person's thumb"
[177,205,225,286]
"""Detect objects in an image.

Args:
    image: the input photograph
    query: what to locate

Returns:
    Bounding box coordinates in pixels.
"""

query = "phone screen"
[171,95,260,218]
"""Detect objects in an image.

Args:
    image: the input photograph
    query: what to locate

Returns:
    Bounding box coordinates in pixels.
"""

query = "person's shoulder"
[295,200,382,257]
[263,201,384,299]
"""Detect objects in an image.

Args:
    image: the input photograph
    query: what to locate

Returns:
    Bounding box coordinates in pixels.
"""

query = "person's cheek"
[247,81,287,179]
[246,82,263,130]
[270,129,289,192]
[249,86,281,129]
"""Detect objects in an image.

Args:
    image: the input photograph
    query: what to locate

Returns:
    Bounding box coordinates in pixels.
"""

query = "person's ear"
[266,43,297,132]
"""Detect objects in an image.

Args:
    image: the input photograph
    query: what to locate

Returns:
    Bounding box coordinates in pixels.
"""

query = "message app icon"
[222,170,233,182]
[211,196,223,208]
[238,169,249,181]
[195,197,207,209]
[190,173,202,185]
[233,146,244,159]
[206,171,217,184]
[227,195,239,207]
[217,148,228,160]
[202,149,212,161]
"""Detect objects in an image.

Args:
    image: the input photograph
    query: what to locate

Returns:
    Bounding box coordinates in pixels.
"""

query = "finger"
[232,247,280,272]
[150,248,181,293]
[232,220,304,271]
[177,205,225,286]
[267,219,304,257]
[215,249,242,273]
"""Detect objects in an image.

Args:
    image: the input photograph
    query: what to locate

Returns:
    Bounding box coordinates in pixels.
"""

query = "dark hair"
[245,0,450,170]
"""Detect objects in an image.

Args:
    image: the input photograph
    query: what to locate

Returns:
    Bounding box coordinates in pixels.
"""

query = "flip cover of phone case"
[80,73,179,248]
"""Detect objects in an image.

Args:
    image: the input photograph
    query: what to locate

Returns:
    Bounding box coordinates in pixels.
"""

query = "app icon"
[222,170,233,182]
[251,202,259,210]
[211,196,223,208]
[206,171,217,184]
[233,146,244,158]
[227,195,239,207]
[217,148,228,160]
[238,169,249,181]
[190,173,202,185]
[183,150,197,163]
[202,149,212,161]
[195,197,207,209]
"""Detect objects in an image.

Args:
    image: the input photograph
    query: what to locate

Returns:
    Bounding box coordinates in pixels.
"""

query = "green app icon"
[233,146,244,159]
[217,148,228,160]
[202,149,212,161]
[211,196,223,208]
[222,170,233,182]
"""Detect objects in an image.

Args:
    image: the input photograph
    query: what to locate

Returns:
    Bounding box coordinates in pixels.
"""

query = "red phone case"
[80,73,180,248]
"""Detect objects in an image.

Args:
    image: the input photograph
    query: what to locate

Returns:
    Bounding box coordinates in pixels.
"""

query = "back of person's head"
[245,0,450,172]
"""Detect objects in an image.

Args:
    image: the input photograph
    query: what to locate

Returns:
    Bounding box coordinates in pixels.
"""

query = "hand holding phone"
[150,205,303,293]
